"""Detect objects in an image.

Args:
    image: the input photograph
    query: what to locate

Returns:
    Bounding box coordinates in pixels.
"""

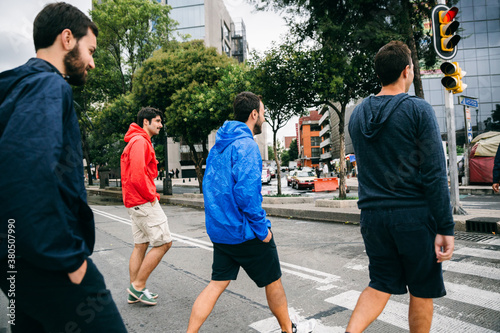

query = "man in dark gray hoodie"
[346,41,455,333]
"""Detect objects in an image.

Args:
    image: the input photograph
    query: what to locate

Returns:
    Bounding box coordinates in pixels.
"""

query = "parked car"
[291,171,317,190]
[269,167,276,178]
[261,168,271,185]
[286,170,299,186]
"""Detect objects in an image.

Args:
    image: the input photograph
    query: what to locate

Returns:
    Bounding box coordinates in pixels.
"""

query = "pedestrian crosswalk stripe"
[443,261,500,280]
[445,282,500,312]
[325,290,498,332]
[454,247,500,260]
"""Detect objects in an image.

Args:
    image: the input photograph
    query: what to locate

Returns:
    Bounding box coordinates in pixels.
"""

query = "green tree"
[251,0,400,198]
[281,150,290,168]
[74,0,177,179]
[90,0,177,94]
[268,146,275,160]
[288,139,298,161]
[133,41,251,191]
[249,44,308,194]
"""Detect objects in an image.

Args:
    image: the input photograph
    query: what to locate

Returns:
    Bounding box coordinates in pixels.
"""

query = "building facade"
[298,110,322,168]
[156,0,261,178]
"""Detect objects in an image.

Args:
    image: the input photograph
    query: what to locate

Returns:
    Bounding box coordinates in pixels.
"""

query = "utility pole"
[433,0,466,214]
[163,127,172,195]
[444,90,466,214]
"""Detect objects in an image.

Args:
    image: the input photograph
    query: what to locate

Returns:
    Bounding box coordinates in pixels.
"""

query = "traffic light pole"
[444,89,466,215]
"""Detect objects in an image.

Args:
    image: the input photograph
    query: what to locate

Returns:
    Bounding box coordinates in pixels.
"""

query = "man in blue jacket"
[186,92,295,333]
[346,41,455,333]
[0,3,126,332]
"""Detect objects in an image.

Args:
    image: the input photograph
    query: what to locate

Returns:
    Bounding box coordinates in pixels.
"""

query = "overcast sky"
[0,0,296,142]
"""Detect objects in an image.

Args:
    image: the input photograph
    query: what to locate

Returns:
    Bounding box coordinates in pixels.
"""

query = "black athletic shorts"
[211,233,282,288]
[360,206,446,298]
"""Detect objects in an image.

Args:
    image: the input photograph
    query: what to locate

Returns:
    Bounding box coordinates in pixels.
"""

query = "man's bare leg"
[346,286,391,333]
[265,278,293,332]
[408,294,433,333]
[133,242,172,290]
[129,242,149,284]
[186,280,231,333]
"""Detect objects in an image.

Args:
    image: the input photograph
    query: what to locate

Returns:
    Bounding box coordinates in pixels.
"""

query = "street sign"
[459,96,479,108]
[468,132,473,143]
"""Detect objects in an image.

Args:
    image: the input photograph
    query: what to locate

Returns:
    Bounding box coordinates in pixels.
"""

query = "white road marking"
[445,282,500,312]
[249,308,340,333]
[92,208,340,284]
[442,261,500,280]
[325,290,498,333]
[454,247,500,260]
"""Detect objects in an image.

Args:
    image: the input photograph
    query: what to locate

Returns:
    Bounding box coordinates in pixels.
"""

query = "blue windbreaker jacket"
[203,121,271,244]
[0,58,94,272]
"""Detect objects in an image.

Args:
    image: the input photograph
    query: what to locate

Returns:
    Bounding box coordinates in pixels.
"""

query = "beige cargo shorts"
[127,199,172,246]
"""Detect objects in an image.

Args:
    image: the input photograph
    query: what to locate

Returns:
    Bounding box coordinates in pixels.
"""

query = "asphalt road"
[2,204,498,332]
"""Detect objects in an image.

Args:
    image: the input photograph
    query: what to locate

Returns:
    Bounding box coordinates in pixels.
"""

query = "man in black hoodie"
[0,3,126,332]
[346,41,455,333]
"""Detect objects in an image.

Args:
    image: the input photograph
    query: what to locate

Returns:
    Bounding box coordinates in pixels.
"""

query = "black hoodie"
[0,58,94,272]
[349,93,454,235]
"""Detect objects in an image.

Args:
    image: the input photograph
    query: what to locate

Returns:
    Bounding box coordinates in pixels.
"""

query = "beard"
[63,43,87,86]
[254,118,263,135]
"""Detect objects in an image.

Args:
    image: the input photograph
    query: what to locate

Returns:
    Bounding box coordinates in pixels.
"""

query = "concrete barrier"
[262,197,314,204]
[315,199,358,208]
[313,177,339,192]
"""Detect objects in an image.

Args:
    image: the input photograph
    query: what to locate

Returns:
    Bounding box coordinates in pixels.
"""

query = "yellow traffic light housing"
[432,5,461,59]
[441,62,467,94]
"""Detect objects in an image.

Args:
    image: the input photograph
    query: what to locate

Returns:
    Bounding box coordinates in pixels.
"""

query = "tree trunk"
[403,0,425,99]
[338,105,347,199]
[273,129,282,195]
[188,140,208,193]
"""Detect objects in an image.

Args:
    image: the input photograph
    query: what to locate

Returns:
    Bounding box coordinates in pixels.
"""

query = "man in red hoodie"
[121,107,173,306]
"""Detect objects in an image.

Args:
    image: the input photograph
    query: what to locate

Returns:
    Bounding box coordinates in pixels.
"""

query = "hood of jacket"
[0,58,62,107]
[212,121,254,153]
[357,93,410,141]
[124,123,151,144]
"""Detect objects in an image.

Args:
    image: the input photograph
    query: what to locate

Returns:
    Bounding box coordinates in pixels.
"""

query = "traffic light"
[432,5,461,60]
[441,62,467,94]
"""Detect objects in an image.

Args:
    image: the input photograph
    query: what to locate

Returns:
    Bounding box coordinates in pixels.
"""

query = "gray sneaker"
[127,283,158,305]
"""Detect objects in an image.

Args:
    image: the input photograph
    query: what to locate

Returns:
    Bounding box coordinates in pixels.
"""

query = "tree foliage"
[288,138,298,161]
[90,0,177,95]
[133,41,251,191]
[248,43,311,194]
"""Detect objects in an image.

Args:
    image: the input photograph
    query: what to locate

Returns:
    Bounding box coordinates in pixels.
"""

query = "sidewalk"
[87,177,500,233]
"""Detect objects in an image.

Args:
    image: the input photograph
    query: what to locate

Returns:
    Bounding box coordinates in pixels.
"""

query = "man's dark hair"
[33,2,99,51]
[233,92,261,123]
[374,41,412,86]
[137,107,163,127]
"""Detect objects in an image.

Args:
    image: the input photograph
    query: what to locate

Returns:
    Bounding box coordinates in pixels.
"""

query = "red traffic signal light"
[439,7,458,23]
[432,5,461,60]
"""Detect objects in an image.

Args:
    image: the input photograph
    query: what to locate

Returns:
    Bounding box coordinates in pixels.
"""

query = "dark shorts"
[0,257,126,333]
[212,234,282,288]
[360,206,446,298]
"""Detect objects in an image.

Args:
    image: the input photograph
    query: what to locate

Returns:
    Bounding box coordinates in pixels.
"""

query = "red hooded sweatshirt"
[121,123,160,208]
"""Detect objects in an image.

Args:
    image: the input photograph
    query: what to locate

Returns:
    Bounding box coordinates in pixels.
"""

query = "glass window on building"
[223,23,230,41]
[176,27,205,41]
[223,41,231,57]
[310,125,321,132]
[171,5,204,29]
[311,148,321,158]
[168,0,203,7]
[310,136,321,146]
